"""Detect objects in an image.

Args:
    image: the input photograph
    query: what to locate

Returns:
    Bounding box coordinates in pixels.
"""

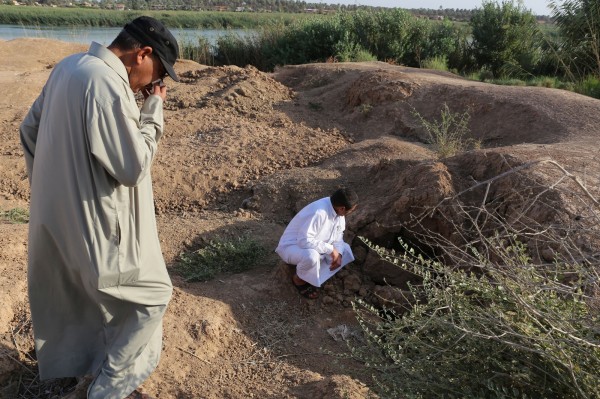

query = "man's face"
[143,54,167,91]
[130,48,166,94]
[335,205,357,217]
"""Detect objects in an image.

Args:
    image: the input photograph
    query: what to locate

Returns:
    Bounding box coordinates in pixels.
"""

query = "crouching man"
[275,188,358,299]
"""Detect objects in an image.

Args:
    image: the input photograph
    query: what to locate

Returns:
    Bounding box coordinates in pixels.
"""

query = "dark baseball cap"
[123,16,180,82]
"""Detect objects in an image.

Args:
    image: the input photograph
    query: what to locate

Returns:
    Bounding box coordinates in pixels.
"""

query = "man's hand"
[330,248,342,271]
[143,80,167,101]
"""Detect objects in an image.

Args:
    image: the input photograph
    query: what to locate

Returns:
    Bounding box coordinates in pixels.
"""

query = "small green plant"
[308,102,323,111]
[0,208,29,224]
[175,235,267,282]
[411,103,478,158]
[358,103,373,116]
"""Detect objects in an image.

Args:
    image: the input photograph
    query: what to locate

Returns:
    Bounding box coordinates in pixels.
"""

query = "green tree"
[550,0,600,78]
[470,0,542,77]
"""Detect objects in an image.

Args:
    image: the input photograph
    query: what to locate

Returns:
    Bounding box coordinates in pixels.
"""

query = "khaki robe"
[20,42,172,399]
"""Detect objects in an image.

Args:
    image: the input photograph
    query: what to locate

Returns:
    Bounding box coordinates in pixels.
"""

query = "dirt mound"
[274,62,600,146]
[0,38,87,72]
[245,136,434,220]
[150,63,351,213]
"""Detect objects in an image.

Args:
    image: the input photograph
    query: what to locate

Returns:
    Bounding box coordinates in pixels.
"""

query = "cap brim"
[159,56,179,82]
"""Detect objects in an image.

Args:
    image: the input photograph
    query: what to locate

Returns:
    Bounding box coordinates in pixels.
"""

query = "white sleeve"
[297,210,335,254]
[332,217,346,253]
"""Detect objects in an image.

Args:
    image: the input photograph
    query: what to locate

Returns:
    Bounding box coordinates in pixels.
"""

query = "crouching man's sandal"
[293,281,319,299]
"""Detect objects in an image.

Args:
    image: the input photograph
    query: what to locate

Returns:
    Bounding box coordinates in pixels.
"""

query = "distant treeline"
[1,0,553,23]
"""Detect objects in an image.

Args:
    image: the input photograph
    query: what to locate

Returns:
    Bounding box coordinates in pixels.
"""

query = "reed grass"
[0,5,305,29]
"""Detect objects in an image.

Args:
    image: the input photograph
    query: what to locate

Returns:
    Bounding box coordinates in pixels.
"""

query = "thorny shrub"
[349,159,600,398]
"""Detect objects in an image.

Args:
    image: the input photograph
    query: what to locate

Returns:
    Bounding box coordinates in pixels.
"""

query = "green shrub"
[209,9,466,71]
[411,103,479,158]
[470,0,543,77]
[0,208,29,224]
[175,235,268,282]
[353,233,600,398]
[333,34,377,62]
[348,160,600,398]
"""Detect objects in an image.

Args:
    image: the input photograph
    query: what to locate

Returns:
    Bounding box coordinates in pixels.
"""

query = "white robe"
[20,42,172,399]
[275,197,354,287]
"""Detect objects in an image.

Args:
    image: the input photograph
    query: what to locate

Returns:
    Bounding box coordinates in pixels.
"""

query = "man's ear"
[333,205,345,215]
[136,46,153,65]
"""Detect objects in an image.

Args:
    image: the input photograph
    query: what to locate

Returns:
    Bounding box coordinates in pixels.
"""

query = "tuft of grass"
[490,77,527,86]
[175,235,268,282]
[421,55,448,71]
[0,208,29,224]
[527,75,560,88]
[574,75,600,99]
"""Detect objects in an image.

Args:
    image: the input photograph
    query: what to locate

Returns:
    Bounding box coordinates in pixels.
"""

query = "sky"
[329,0,553,15]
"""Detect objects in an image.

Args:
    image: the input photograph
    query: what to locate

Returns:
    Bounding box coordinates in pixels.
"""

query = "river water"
[0,24,249,45]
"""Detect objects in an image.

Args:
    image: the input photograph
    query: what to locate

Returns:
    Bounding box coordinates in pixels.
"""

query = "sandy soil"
[1,38,600,398]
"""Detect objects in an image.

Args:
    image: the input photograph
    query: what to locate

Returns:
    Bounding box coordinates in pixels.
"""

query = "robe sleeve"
[297,209,335,255]
[20,87,46,185]
[88,93,164,187]
[332,217,346,254]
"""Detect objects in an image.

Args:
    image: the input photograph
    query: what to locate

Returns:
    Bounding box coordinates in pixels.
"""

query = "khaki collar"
[88,41,129,86]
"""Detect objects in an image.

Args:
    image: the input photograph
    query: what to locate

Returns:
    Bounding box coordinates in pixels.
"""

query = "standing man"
[20,16,179,399]
[276,188,358,299]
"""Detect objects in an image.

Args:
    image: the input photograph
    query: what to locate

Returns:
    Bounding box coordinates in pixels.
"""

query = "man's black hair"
[109,30,142,51]
[330,187,358,209]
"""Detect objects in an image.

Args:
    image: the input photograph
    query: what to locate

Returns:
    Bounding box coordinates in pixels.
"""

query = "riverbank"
[0,23,251,46]
[0,5,307,29]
